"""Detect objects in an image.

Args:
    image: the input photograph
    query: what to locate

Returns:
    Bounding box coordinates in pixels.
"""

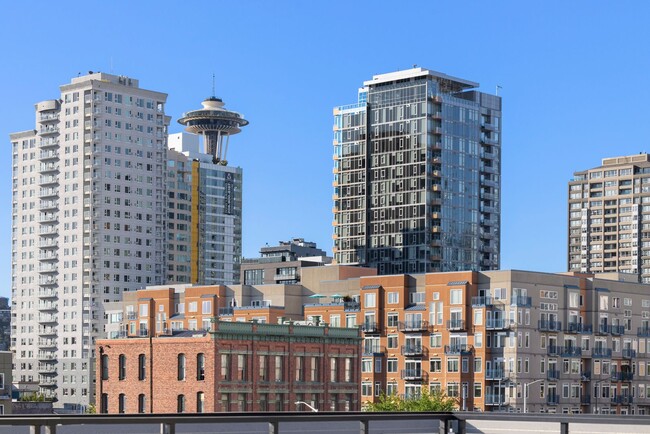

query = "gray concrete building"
[333,67,502,275]
[568,153,650,283]
[10,72,169,409]
[240,238,331,285]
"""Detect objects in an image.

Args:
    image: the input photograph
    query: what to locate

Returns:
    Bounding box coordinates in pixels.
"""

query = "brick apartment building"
[96,320,360,413]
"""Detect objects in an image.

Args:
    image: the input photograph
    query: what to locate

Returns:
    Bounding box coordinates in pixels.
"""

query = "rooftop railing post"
[560,421,569,434]
[268,420,279,434]
[160,422,175,434]
[29,425,40,434]
[359,419,368,434]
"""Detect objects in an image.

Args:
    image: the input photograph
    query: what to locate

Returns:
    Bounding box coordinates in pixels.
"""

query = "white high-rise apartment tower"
[10,72,169,409]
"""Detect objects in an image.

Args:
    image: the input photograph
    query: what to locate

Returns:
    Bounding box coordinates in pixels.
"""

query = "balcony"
[471,296,495,307]
[486,318,510,330]
[362,345,385,356]
[546,395,560,405]
[580,372,591,381]
[485,368,507,380]
[343,302,361,311]
[401,345,426,357]
[444,344,472,355]
[361,322,381,334]
[611,325,625,336]
[566,322,593,334]
[510,296,532,307]
[538,320,562,332]
[398,320,429,333]
[546,369,560,381]
[580,395,591,405]
[622,348,637,359]
[592,347,613,358]
[638,327,650,337]
[39,126,59,135]
[611,395,633,405]
[400,369,426,381]
[611,372,634,382]
[446,319,465,331]
[484,394,506,406]
[597,324,612,335]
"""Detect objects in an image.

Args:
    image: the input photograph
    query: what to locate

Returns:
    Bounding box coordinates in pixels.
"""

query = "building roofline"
[363,67,479,90]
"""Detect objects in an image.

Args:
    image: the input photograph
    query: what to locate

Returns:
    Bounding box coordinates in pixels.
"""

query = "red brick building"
[96,320,360,413]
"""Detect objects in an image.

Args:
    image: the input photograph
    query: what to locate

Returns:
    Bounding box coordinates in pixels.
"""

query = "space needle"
[178,87,249,165]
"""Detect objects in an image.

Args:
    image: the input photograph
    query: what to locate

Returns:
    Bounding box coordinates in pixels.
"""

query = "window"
[197,392,205,413]
[387,312,399,327]
[138,354,146,381]
[430,358,442,372]
[387,334,398,349]
[450,289,463,305]
[364,293,376,308]
[430,333,442,348]
[362,382,372,396]
[119,354,126,380]
[138,394,146,413]
[387,358,398,373]
[473,309,483,326]
[139,303,148,317]
[177,395,185,413]
[237,354,247,381]
[474,357,482,373]
[118,393,126,414]
[101,394,108,413]
[275,355,283,382]
[295,356,304,381]
[188,302,198,312]
[344,358,352,382]
[362,359,373,373]
[221,354,230,380]
[447,358,459,373]
[101,354,109,380]
[202,300,212,314]
[177,354,186,380]
[330,358,337,382]
[197,353,205,380]
[387,292,399,304]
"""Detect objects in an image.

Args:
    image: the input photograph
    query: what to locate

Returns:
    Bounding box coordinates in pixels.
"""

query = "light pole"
[594,378,609,414]
[523,379,544,414]
[295,401,318,412]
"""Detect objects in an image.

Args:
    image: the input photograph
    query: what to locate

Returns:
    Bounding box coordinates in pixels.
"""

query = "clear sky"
[2,1,649,297]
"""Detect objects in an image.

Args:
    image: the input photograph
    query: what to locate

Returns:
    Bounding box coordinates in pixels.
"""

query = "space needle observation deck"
[177,96,249,165]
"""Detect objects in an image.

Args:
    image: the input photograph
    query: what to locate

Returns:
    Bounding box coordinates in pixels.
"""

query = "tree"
[364,389,457,412]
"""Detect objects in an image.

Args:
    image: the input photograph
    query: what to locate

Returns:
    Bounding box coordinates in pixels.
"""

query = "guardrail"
[2,411,650,434]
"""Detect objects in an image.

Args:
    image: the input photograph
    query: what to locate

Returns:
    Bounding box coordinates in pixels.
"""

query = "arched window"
[100,393,108,413]
[118,393,126,414]
[101,354,109,380]
[119,354,127,380]
[138,354,146,381]
[177,353,186,380]
[138,394,146,413]
[197,391,205,413]
[197,353,205,380]
[177,394,185,413]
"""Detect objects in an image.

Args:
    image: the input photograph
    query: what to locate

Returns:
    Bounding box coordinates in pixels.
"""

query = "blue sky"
[1,1,649,297]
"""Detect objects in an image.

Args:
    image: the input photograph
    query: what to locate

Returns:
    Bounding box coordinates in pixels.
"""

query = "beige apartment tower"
[568,154,650,282]
[10,73,169,410]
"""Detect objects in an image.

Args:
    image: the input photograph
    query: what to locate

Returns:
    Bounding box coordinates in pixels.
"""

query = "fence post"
[560,421,569,434]
[269,420,279,434]
[160,422,176,434]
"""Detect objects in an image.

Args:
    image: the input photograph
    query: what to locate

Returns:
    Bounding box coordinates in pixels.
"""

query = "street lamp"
[295,401,318,412]
[523,379,544,414]
[594,378,609,414]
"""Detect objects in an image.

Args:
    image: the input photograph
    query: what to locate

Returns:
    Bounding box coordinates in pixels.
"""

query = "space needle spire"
[178,79,249,165]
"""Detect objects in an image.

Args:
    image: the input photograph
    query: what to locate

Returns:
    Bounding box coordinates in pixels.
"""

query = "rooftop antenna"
[496,85,502,96]
[212,73,216,97]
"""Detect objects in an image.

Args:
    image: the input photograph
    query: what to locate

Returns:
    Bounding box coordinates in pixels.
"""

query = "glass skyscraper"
[333,68,501,274]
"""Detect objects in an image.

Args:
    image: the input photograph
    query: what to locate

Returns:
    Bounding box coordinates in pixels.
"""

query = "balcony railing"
[398,321,429,332]
[362,345,385,356]
[486,318,510,330]
[484,394,506,406]
[638,327,650,337]
[622,348,637,359]
[511,295,532,307]
[446,319,465,331]
[546,369,560,381]
[592,347,613,358]
[611,325,625,335]
[611,372,634,382]
[361,322,381,333]
[471,296,496,307]
[400,345,426,357]
[444,344,472,355]
[485,368,507,380]
[566,322,593,334]
[580,395,591,405]
[538,320,562,332]
[611,395,633,405]
[400,369,425,381]
[546,395,560,405]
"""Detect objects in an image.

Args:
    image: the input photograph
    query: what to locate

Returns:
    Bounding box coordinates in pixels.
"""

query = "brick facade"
[97,321,360,413]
